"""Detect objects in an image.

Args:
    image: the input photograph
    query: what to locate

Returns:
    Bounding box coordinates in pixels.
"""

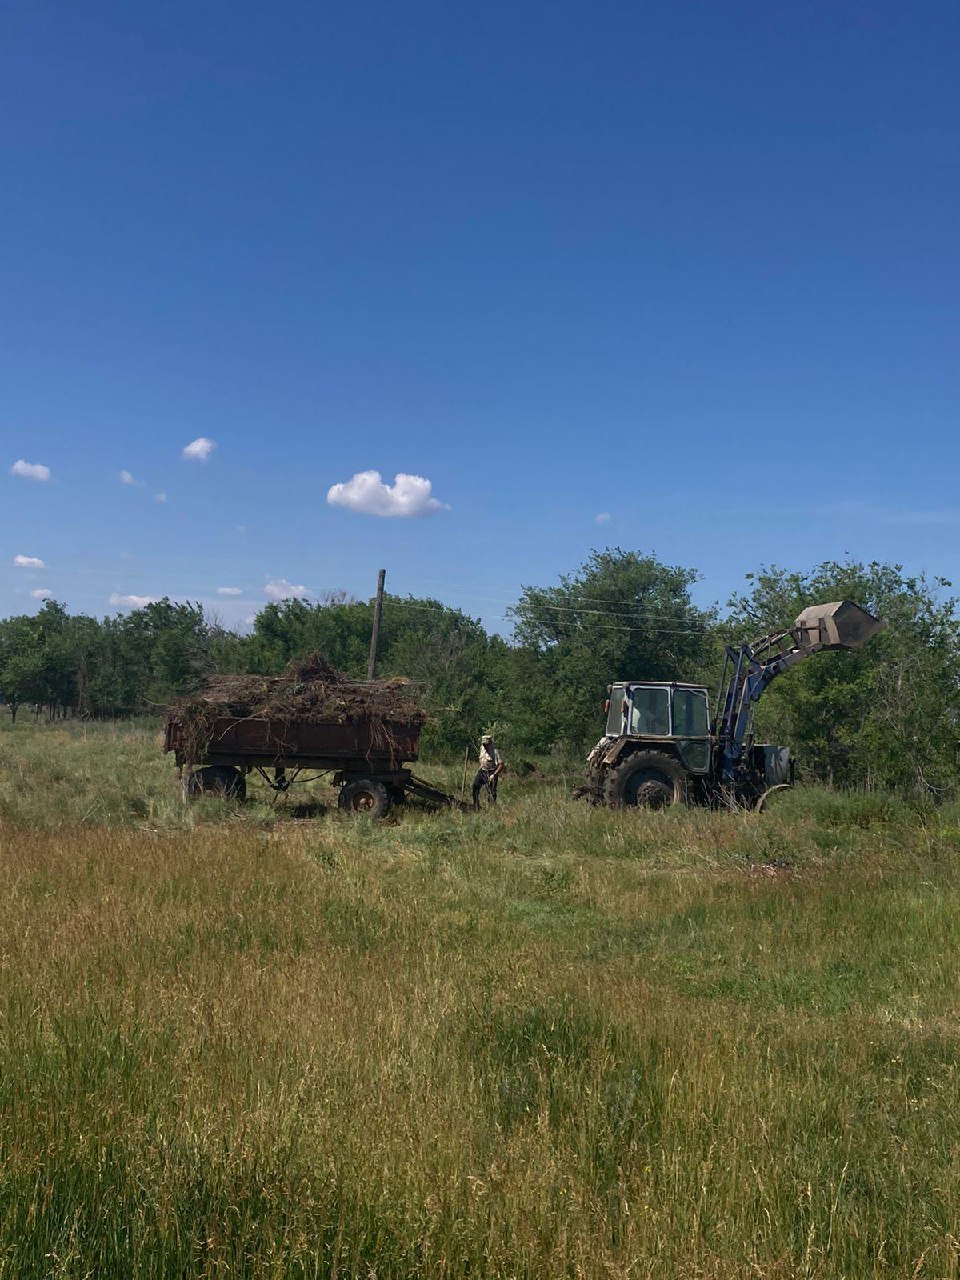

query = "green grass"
[0,716,959,1276]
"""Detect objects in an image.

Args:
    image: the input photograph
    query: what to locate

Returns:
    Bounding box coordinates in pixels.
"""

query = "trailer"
[164,714,462,816]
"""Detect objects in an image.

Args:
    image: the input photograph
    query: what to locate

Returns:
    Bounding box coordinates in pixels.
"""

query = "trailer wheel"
[338,779,391,818]
[185,765,246,801]
[604,751,688,810]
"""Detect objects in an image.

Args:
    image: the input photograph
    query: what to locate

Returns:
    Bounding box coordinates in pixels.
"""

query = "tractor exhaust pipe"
[792,601,885,652]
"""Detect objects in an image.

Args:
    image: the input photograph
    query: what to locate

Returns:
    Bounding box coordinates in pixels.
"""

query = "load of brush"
[168,652,426,763]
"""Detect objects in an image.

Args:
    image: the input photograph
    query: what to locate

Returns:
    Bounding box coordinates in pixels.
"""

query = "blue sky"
[2,0,958,632]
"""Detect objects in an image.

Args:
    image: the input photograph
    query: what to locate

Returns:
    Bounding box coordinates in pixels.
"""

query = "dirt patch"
[746,859,794,877]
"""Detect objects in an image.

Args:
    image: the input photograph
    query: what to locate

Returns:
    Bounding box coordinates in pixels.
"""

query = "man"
[472,733,504,808]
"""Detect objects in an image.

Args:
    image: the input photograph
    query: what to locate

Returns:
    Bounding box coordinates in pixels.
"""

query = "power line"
[411,575,716,612]
[376,597,706,636]
[232,574,713,632]
[511,620,708,636]
[509,602,710,622]
[382,587,710,622]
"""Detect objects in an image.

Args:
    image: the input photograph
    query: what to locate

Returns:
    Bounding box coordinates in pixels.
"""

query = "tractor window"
[605,687,627,736]
[629,686,670,736]
[672,688,709,737]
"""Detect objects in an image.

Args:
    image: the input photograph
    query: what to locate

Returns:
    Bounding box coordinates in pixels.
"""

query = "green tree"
[0,613,44,721]
[509,548,715,752]
[728,560,960,794]
[107,600,212,708]
[244,595,372,675]
[377,597,494,755]
[0,602,82,717]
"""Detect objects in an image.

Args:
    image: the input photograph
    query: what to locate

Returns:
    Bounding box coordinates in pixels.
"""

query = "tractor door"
[671,687,712,775]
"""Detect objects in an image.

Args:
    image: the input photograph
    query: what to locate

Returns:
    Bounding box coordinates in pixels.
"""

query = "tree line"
[1,549,958,794]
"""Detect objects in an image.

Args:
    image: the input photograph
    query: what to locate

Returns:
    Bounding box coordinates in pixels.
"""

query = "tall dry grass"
[0,718,959,1275]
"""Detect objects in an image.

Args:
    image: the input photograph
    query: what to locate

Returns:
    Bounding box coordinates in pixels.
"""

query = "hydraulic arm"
[716,601,884,786]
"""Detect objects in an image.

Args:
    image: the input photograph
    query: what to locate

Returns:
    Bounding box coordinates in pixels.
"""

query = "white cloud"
[217,586,243,596]
[182,437,216,462]
[119,469,143,486]
[109,592,157,608]
[10,459,51,482]
[155,492,167,502]
[327,470,449,518]
[14,554,45,569]
[30,588,53,600]
[265,579,308,602]
[595,512,611,525]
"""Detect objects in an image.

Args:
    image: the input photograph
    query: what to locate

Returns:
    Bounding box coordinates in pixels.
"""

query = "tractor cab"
[606,682,713,775]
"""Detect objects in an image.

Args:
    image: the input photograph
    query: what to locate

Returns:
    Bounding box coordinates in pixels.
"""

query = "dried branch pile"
[168,652,426,763]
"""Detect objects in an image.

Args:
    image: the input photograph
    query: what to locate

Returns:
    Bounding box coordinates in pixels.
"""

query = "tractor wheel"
[185,765,246,801]
[603,751,688,810]
[337,778,391,818]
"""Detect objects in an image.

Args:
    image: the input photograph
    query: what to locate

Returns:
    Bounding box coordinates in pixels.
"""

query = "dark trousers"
[472,769,499,807]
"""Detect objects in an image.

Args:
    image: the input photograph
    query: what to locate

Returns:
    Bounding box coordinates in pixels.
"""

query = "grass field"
[1,717,960,1277]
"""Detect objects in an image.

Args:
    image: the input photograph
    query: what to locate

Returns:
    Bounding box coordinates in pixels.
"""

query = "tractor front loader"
[583,601,884,811]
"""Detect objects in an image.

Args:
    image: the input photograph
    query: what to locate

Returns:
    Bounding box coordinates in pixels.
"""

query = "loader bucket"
[793,601,885,652]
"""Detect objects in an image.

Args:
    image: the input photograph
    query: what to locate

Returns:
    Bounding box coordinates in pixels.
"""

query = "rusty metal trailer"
[164,715,461,816]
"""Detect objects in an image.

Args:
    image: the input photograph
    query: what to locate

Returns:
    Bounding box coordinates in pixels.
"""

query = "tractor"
[583,601,884,810]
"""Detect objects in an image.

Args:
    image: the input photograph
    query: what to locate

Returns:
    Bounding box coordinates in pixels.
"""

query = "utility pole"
[367,568,386,680]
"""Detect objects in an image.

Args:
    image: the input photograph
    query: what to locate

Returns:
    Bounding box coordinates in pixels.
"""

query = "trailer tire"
[603,751,688,810]
[338,779,391,818]
[185,765,246,801]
